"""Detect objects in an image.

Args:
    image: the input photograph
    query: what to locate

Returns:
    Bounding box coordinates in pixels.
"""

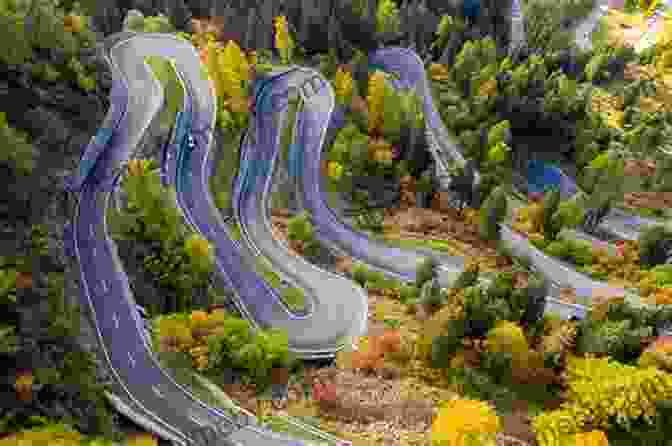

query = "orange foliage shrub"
[350,331,402,373]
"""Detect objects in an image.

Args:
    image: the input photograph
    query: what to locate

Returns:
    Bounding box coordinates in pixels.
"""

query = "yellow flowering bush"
[333,67,354,105]
[565,355,672,427]
[367,70,387,134]
[573,430,610,446]
[274,15,294,64]
[532,405,591,446]
[534,354,672,445]
[431,397,501,446]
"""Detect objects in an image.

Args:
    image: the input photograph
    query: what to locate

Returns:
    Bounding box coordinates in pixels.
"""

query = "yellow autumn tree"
[127,159,152,177]
[201,38,252,130]
[217,40,250,101]
[333,67,354,105]
[184,233,215,274]
[367,70,387,135]
[274,15,294,64]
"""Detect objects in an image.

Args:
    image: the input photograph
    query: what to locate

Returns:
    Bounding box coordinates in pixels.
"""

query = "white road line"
[128,351,136,367]
[90,224,95,237]
[101,279,108,292]
[188,413,206,427]
[152,385,165,398]
[112,313,120,329]
[92,247,97,257]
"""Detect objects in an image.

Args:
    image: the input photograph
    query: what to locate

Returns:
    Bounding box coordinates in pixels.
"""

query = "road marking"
[187,411,206,427]
[128,351,135,367]
[90,224,95,237]
[112,313,119,329]
[92,247,97,257]
[101,279,107,292]
[152,385,165,398]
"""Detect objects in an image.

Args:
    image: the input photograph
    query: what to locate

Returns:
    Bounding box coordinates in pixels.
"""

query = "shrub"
[274,15,294,64]
[452,261,479,289]
[183,234,215,274]
[552,199,586,231]
[639,225,672,268]
[287,211,314,242]
[542,320,578,367]
[415,256,437,288]
[375,0,401,35]
[333,67,354,106]
[566,355,672,429]
[576,317,653,363]
[542,188,562,241]
[367,70,387,134]
[478,185,508,241]
[431,397,501,446]
[419,278,443,308]
[399,283,419,303]
[485,320,530,369]
[486,271,514,299]
[416,304,466,362]
[351,263,369,286]
[571,430,609,446]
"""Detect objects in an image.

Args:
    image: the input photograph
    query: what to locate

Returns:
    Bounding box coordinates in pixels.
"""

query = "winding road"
[66,32,347,446]
[169,65,368,357]
[65,4,670,444]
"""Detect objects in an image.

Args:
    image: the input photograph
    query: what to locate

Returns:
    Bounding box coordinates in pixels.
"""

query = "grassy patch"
[144,56,184,131]
[381,234,465,256]
[228,222,242,240]
[154,350,238,417]
[254,257,307,313]
[261,416,341,446]
[210,127,242,213]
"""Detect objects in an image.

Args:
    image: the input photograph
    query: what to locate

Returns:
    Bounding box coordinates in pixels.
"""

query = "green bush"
[452,263,479,289]
[542,188,561,241]
[543,239,572,260]
[639,226,672,268]
[478,186,508,241]
[204,315,294,387]
[415,256,437,288]
[287,211,314,242]
[351,263,370,286]
[551,199,586,232]
[109,165,213,312]
[0,112,36,176]
[399,283,419,303]
[486,272,514,300]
